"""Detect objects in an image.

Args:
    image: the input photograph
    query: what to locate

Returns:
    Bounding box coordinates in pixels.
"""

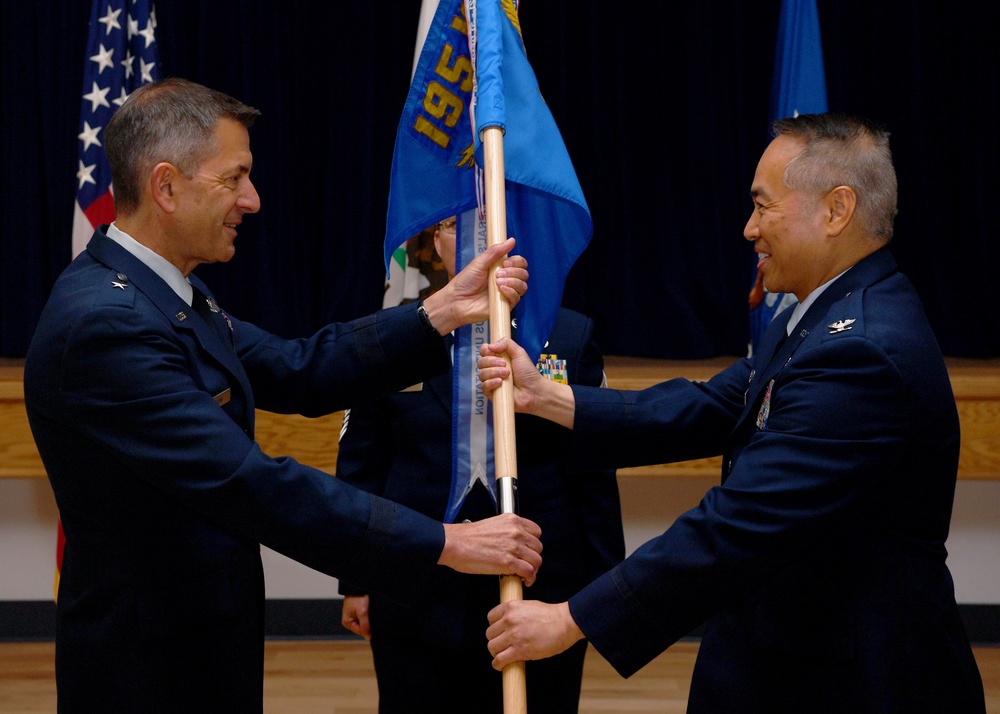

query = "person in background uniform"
[477,114,986,713]
[24,78,543,714]
[338,216,625,713]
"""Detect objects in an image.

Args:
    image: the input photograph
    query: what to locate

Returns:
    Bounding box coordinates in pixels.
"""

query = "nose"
[743,211,758,242]
[239,179,261,214]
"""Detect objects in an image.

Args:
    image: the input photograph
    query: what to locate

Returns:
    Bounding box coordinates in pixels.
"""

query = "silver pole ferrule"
[496,475,518,515]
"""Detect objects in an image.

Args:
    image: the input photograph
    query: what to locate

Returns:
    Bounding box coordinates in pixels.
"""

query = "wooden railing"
[2,356,998,480]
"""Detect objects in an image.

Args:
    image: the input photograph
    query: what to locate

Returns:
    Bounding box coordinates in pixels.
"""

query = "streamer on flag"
[59,0,159,600]
[445,210,496,523]
[384,0,591,520]
[748,0,827,356]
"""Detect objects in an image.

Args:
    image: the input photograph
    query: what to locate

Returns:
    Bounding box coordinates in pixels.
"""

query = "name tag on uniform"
[213,388,231,406]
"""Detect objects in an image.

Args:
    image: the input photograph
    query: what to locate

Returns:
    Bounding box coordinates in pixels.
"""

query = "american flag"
[72,0,159,258]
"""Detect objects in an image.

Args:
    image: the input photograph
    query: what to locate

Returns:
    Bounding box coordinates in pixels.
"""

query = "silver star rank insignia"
[112,281,128,290]
[827,318,856,334]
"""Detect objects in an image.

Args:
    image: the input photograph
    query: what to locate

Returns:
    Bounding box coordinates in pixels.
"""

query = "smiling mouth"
[757,252,770,267]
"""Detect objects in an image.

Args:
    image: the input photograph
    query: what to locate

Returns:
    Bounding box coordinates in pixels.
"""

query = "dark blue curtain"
[2,1,997,359]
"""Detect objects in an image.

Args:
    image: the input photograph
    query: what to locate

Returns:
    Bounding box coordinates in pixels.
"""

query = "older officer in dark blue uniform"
[477,113,986,713]
[24,77,542,714]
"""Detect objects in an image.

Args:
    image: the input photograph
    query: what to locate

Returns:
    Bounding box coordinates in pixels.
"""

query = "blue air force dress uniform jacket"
[24,227,457,713]
[562,249,985,713]
[336,308,625,711]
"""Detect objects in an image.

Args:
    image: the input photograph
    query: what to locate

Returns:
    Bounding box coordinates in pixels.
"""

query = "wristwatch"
[416,301,439,337]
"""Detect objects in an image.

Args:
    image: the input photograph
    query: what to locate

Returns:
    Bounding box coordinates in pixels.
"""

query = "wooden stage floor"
[1,640,998,713]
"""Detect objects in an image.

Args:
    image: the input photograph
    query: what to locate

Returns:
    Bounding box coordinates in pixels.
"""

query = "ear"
[825,185,857,237]
[150,162,179,213]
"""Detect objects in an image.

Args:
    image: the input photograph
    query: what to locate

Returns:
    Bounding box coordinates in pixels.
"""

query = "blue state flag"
[749,0,828,355]
[385,0,592,366]
[385,0,591,521]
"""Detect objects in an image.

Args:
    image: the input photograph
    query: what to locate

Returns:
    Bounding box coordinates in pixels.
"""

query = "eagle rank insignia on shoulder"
[827,318,856,334]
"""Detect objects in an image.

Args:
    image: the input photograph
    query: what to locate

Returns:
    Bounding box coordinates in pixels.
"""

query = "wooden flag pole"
[482,124,527,714]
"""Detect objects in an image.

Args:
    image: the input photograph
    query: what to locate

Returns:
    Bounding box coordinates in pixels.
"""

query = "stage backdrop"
[2,1,997,359]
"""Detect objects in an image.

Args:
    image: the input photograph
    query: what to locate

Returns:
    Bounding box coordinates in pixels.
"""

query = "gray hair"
[105,78,260,214]
[772,113,898,244]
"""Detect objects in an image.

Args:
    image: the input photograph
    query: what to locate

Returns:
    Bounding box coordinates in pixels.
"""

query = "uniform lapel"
[178,277,254,426]
[186,278,244,374]
[190,284,235,350]
[742,308,797,416]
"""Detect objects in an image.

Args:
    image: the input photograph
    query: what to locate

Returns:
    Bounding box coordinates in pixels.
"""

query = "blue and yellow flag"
[386,0,590,521]
[384,0,592,365]
[748,0,828,356]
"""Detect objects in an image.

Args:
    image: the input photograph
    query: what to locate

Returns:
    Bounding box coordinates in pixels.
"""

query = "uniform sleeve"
[565,357,750,472]
[54,303,446,601]
[235,301,451,416]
